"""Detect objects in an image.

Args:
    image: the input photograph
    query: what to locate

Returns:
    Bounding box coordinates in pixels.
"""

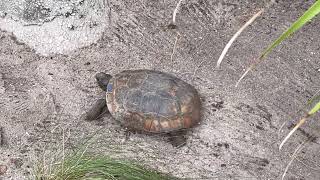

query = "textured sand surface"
[0,0,319,179]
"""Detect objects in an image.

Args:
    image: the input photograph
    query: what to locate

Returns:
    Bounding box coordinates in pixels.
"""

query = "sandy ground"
[0,0,320,179]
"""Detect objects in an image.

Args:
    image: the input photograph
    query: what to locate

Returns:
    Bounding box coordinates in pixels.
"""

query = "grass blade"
[308,100,320,115]
[260,1,320,59]
[237,1,320,85]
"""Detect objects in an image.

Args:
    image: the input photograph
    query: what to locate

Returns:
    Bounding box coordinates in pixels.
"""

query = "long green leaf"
[260,1,320,59]
[308,101,320,115]
[237,1,320,86]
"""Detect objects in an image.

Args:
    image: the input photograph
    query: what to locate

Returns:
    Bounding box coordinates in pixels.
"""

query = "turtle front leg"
[82,99,109,121]
[168,130,187,148]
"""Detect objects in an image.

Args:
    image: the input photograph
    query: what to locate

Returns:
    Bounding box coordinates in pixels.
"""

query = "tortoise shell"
[106,69,201,133]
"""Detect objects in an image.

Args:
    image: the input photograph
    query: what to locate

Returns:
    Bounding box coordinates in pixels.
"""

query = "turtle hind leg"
[168,131,187,148]
[82,99,109,121]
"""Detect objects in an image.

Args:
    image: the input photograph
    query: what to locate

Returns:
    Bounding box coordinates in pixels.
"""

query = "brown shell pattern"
[106,70,201,133]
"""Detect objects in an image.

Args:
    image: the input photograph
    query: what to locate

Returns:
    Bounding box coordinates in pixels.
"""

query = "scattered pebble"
[0,165,7,175]
[11,158,23,168]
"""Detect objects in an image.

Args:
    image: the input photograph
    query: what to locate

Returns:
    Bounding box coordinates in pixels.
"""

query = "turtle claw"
[168,131,187,148]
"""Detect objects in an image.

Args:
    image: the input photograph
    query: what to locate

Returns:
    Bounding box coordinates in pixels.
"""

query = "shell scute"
[106,70,201,133]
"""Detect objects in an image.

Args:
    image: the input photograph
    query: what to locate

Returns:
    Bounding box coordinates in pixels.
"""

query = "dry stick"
[192,59,207,81]
[278,121,287,137]
[106,0,112,25]
[216,9,264,69]
[279,116,307,150]
[169,0,183,62]
[278,91,320,145]
[172,0,184,24]
[170,33,181,62]
[281,140,308,180]
[236,66,252,87]
[296,158,320,171]
[235,0,276,87]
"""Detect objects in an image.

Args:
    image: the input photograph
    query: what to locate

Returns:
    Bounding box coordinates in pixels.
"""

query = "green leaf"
[237,1,320,86]
[260,1,320,59]
[308,101,320,115]
[307,94,320,106]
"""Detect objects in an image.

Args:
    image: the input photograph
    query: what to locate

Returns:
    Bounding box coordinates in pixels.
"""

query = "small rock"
[0,165,7,175]
[11,158,23,168]
[0,11,6,18]
[167,23,177,29]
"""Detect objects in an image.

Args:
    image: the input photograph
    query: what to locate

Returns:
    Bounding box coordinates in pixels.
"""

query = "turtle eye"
[107,83,113,92]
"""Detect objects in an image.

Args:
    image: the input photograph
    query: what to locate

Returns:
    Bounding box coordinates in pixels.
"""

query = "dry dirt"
[0,0,320,179]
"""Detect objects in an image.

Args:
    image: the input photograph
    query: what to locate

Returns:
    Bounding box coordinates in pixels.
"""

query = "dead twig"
[279,115,309,150]
[296,157,320,171]
[217,9,264,69]
[170,32,181,62]
[192,59,207,81]
[235,0,277,86]
[172,0,184,25]
[281,139,309,180]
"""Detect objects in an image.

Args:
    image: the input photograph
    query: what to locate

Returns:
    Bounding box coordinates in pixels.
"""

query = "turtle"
[83,69,201,147]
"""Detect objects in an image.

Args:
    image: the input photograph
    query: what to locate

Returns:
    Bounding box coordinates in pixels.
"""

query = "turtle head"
[95,72,112,91]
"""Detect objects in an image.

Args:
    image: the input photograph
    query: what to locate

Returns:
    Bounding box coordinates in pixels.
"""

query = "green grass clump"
[34,150,177,180]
